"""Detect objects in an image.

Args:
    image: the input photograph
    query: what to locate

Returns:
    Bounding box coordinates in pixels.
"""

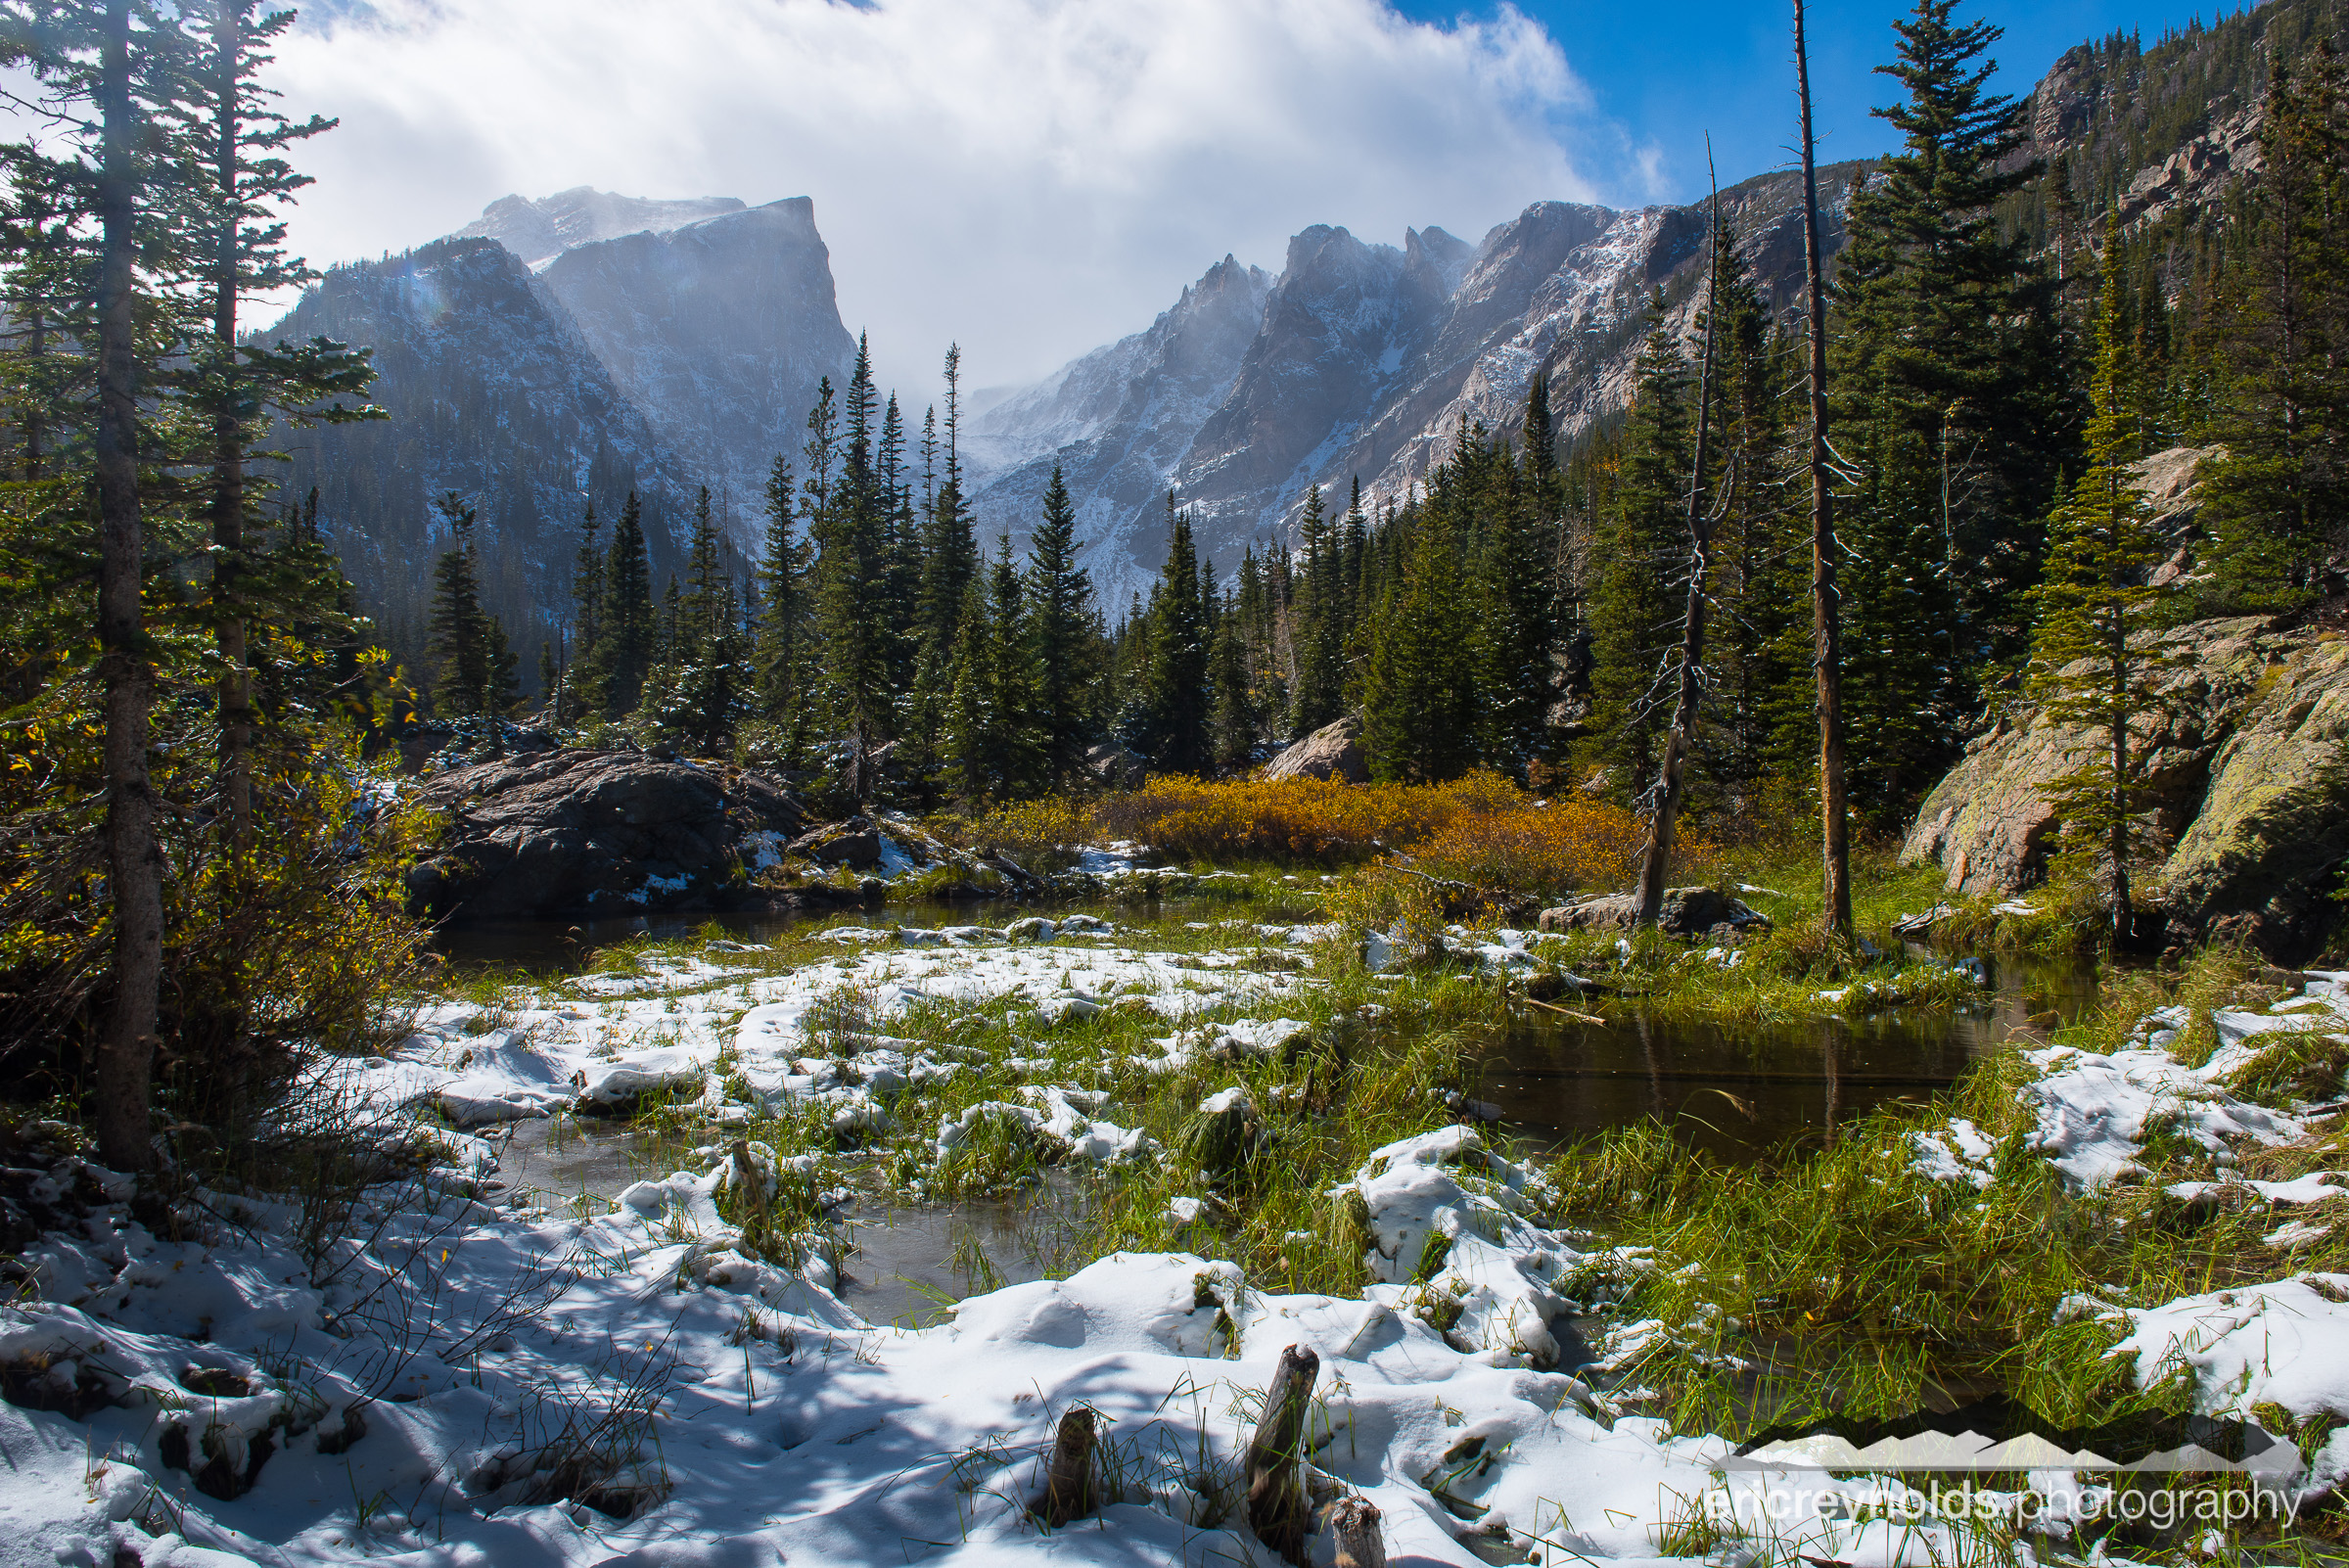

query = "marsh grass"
[1544,958,2345,1457]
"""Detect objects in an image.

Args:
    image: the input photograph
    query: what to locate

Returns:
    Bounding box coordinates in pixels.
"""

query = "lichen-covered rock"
[404,749,806,920]
[1902,618,2349,956]
[1263,715,1369,783]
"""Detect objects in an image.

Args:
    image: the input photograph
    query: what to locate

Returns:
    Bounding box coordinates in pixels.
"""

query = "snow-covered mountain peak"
[450,187,750,267]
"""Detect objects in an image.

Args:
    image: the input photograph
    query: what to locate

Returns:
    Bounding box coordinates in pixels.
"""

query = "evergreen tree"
[1581,295,1692,794]
[594,489,655,716]
[940,582,993,807]
[1477,386,1561,773]
[986,535,1041,796]
[1208,587,1259,774]
[554,501,602,723]
[2199,43,2349,607]
[425,491,514,715]
[2029,217,2183,941]
[1833,0,2070,804]
[812,336,891,796]
[671,484,747,750]
[1027,463,1094,784]
[1143,496,1212,773]
[1289,484,1345,735]
[1362,506,1478,783]
[755,453,814,753]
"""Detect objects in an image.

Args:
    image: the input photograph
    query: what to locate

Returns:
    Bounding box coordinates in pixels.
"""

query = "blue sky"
[1391,0,2258,202]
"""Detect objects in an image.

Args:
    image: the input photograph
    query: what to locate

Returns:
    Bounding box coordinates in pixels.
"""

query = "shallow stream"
[440,904,2102,1327]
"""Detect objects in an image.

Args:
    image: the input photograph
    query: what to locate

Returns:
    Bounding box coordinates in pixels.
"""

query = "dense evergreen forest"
[508,0,2349,838]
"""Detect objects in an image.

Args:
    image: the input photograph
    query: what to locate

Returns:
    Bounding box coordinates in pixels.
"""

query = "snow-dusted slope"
[968,167,1864,611]
[450,186,749,267]
[964,254,1272,613]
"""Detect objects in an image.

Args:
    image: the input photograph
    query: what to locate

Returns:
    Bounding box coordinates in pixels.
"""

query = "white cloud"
[266,0,1622,401]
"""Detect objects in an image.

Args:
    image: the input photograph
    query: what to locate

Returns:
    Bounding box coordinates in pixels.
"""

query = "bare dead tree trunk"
[95,0,163,1173]
[1245,1344,1320,1565]
[1795,0,1854,942]
[1635,155,1725,928]
[209,0,253,851]
[1036,1407,1098,1527]
[1330,1497,1386,1568]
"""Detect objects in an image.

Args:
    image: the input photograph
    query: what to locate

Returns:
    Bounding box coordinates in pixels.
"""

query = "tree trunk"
[1795,0,1854,942]
[210,0,253,852]
[1635,165,1724,927]
[1245,1344,1320,1565]
[94,0,162,1173]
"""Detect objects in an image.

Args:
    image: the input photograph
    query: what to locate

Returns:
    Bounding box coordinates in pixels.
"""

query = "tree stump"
[1035,1406,1097,1527]
[1245,1344,1320,1564]
[1330,1497,1386,1568]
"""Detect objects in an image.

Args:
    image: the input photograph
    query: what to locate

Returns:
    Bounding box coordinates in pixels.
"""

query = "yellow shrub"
[970,796,1092,861]
[1403,797,1659,896]
[1095,772,1529,865]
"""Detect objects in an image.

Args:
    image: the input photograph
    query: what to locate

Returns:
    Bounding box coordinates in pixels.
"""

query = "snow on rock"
[1338,1126,1586,1367]
[2109,1273,2349,1422]
[2018,1039,2304,1188]
[1134,1016,1313,1074]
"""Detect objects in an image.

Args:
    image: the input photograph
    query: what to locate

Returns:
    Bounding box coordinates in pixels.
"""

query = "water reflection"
[1485,951,2100,1161]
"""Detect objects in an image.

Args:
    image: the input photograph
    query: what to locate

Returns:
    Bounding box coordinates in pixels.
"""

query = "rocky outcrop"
[1262,715,1368,783]
[404,750,808,920]
[1902,619,2349,957]
[1538,888,1771,939]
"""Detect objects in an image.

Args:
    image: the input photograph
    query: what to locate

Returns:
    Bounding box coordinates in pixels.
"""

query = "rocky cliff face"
[263,191,856,667]
[534,198,856,519]
[270,238,705,666]
[1902,617,2349,958]
[966,166,1863,608]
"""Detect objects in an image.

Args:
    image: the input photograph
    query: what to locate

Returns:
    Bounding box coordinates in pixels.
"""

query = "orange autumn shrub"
[1402,796,1665,896]
[1095,771,1526,865]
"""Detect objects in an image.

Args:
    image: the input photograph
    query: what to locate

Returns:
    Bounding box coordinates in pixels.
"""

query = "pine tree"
[940,581,994,807]
[986,535,1041,796]
[1208,588,1259,774]
[2200,43,2349,608]
[813,336,891,796]
[182,0,375,848]
[671,484,746,751]
[755,453,814,752]
[2029,218,2183,942]
[1478,385,1561,774]
[1289,484,1345,735]
[1833,0,2070,799]
[1143,496,1212,774]
[554,501,602,723]
[1581,295,1692,794]
[1027,463,1094,784]
[425,490,511,715]
[594,489,655,715]
[1362,508,1478,783]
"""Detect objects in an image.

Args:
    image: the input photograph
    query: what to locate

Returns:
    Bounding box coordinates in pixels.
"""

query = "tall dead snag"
[1035,1407,1098,1527]
[94,0,163,1173]
[1634,153,1725,928]
[1794,0,1854,941]
[1245,1344,1320,1564]
[1331,1497,1387,1568]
